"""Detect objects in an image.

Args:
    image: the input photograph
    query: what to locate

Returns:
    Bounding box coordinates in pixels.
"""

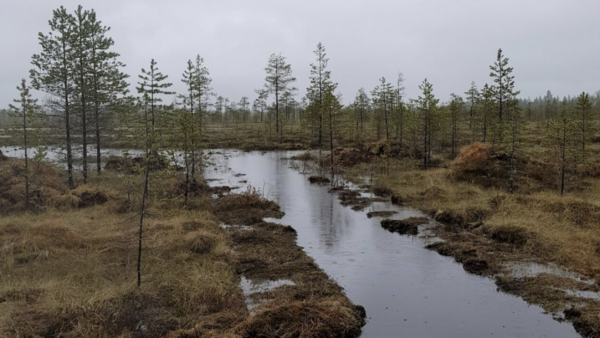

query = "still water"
[0,146,581,337]
[204,150,580,338]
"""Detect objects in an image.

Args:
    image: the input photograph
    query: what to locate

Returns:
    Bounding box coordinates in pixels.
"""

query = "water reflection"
[205,150,581,338]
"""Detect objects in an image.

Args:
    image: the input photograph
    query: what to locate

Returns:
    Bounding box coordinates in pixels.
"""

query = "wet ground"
[205,150,581,338]
[1,146,584,337]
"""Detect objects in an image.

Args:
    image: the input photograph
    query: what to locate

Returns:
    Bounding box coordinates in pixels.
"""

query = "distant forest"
[4,5,600,194]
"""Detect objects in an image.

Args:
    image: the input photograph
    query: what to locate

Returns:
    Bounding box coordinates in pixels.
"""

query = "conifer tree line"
[6,4,599,288]
[3,5,600,197]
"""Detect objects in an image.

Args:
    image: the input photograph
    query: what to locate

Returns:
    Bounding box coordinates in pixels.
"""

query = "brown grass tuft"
[0,157,68,213]
[70,185,111,207]
[450,142,554,193]
[187,231,217,254]
[215,187,284,225]
[485,224,530,246]
[234,299,365,338]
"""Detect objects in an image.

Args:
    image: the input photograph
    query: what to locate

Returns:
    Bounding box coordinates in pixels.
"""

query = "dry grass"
[0,155,365,337]
[202,123,306,151]
[345,130,600,335]
[0,157,69,213]
[361,156,600,279]
[0,162,247,337]
[234,299,364,338]
[0,202,245,337]
[214,186,284,225]
[227,221,365,337]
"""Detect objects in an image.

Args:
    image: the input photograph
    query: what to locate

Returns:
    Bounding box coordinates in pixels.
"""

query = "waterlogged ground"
[205,150,581,338]
[1,146,585,337]
[0,146,145,171]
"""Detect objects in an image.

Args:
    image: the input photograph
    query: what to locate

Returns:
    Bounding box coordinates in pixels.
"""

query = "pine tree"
[480,84,495,142]
[264,53,296,143]
[193,55,212,132]
[30,6,77,188]
[239,96,250,122]
[180,59,201,183]
[86,8,129,174]
[214,96,225,123]
[306,43,334,146]
[137,59,174,154]
[134,60,173,287]
[371,77,394,140]
[489,49,519,123]
[254,89,268,123]
[416,79,440,168]
[504,98,522,193]
[489,49,520,149]
[544,90,555,128]
[448,94,464,158]
[546,103,578,195]
[324,87,342,183]
[488,49,521,192]
[7,79,45,209]
[465,81,479,142]
[72,5,92,183]
[575,92,594,159]
[173,109,197,205]
[136,110,154,287]
[393,73,406,141]
[352,88,370,144]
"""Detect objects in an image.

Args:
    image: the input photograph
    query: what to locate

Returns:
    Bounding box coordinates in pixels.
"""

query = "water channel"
[0,146,581,337]
[204,149,580,338]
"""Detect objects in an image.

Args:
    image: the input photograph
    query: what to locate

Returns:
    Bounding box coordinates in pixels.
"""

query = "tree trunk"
[560,120,566,196]
[275,86,280,143]
[385,100,389,140]
[190,87,196,183]
[137,154,151,287]
[451,116,456,158]
[184,129,189,205]
[423,108,429,168]
[482,113,487,143]
[23,104,29,209]
[63,40,74,189]
[80,69,88,184]
[94,91,101,174]
[329,107,335,185]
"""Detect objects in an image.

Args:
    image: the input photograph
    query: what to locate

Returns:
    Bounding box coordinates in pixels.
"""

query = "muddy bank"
[381,190,600,337]
[205,150,581,338]
[295,148,593,336]
[380,217,429,236]
[308,175,330,184]
[366,210,397,218]
[330,188,387,211]
[213,190,366,337]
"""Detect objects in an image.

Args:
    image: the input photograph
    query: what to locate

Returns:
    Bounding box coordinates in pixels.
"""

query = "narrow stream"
[1,145,582,337]
[205,150,581,338]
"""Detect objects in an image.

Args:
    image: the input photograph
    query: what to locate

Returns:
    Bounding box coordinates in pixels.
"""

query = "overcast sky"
[1,0,599,109]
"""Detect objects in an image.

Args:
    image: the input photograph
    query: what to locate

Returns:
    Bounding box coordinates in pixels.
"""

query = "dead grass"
[1,155,365,337]
[214,186,285,225]
[227,221,365,337]
[347,133,600,335]
[234,299,364,338]
[362,157,600,279]
[450,142,554,193]
[380,217,429,235]
[0,163,247,337]
[0,157,69,213]
[0,203,245,337]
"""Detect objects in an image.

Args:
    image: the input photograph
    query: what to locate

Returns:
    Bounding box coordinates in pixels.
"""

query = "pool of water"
[204,149,580,338]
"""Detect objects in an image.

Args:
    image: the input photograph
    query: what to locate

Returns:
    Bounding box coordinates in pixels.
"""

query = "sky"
[1,0,599,109]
